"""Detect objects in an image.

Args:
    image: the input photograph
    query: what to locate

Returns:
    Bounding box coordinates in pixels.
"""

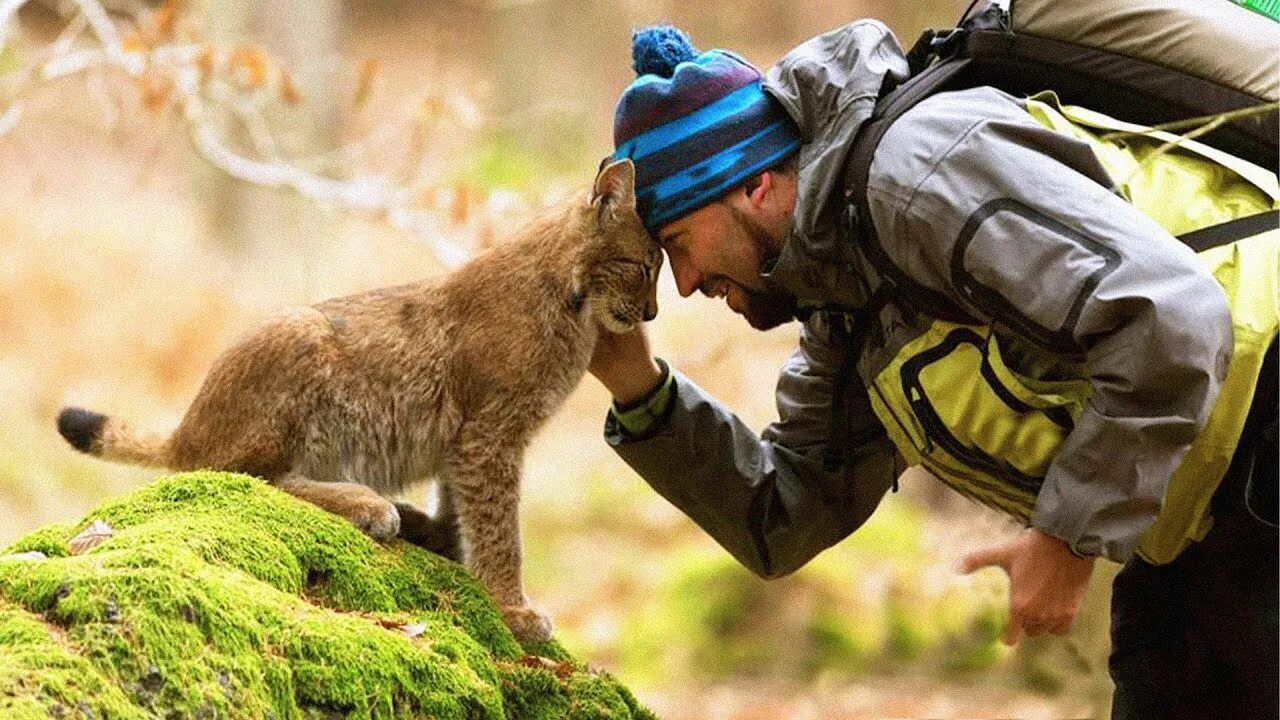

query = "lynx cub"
[56,160,659,643]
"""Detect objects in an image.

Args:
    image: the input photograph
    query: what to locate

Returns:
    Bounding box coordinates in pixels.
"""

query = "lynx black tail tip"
[57,406,107,454]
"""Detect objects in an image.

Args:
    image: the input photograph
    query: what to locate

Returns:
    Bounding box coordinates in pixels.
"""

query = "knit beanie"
[611,26,801,233]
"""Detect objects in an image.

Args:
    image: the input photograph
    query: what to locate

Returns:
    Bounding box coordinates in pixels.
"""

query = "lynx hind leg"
[449,440,552,643]
[275,473,401,540]
[166,309,335,478]
[396,482,462,561]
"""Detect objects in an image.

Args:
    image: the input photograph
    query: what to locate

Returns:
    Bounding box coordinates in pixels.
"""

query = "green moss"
[454,121,593,192]
[5,522,74,559]
[0,599,143,720]
[0,471,652,719]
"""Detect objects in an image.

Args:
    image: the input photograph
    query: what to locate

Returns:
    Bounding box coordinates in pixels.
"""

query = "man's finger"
[1002,616,1023,646]
[960,544,1010,574]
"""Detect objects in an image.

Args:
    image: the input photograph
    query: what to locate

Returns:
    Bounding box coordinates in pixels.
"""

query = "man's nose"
[671,260,700,298]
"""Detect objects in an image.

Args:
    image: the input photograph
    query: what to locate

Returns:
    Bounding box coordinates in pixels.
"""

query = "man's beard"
[727,204,799,331]
[738,286,800,330]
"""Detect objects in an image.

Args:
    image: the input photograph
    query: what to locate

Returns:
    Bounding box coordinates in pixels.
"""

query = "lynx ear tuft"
[592,158,636,211]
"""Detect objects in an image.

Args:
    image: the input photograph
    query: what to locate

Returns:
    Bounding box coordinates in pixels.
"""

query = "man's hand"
[960,528,1096,645]
[589,324,664,405]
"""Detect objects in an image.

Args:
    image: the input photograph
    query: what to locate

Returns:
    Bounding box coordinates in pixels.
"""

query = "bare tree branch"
[0,0,480,267]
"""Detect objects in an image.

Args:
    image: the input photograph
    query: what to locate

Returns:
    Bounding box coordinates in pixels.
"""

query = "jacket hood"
[761,21,908,308]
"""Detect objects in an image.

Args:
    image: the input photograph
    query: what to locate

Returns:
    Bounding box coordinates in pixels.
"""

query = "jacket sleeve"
[865,87,1234,562]
[605,320,897,578]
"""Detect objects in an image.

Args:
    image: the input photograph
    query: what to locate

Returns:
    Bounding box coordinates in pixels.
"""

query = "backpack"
[844,0,1280,322]
[831,0,1280,558]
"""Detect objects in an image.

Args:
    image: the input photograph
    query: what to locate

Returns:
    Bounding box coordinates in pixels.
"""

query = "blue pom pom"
[631,25,700,78]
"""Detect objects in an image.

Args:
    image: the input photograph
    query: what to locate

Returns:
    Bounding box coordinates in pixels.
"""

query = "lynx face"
[583,159,663,334]
[590,230,663,334]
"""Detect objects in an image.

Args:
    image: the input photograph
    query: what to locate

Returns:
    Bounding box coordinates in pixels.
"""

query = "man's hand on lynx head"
[589,324,664,406]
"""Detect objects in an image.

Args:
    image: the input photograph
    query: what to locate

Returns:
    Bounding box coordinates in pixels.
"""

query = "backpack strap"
[821,19,1001,473]
[1178,210,1280,253]
[822,286,894,473]
[844,54,978,325]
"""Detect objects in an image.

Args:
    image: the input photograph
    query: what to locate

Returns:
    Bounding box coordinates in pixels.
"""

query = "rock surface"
[0,471,655,720]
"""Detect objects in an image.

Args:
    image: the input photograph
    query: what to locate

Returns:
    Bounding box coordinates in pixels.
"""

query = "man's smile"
[699,278,731,300]
[700,278,749,314]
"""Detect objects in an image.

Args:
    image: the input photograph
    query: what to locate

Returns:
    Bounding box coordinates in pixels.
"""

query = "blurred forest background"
[0,0,1116,717]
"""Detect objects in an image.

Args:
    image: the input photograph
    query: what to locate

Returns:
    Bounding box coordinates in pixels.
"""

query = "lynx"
[56,160,659,643]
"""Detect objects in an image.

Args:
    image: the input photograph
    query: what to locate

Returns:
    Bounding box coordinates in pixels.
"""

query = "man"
[588,22,1278,719]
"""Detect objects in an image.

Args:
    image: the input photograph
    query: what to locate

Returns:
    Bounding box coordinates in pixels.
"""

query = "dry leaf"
[69,520,114,555]
[450,183,470,226]
[353,59,380,107]
[138,75,173,114]
[229,47,268,90]
[414,187,439,210]
[517,656,573,679]
[345,611,426,638]
[418,96,443,125]
[195,45,215,83]
[278,69,302,105]
[121,33,147,53]
[152,0,180,42]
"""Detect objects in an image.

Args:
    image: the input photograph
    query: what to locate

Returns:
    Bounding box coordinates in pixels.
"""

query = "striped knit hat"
[611,26,801,233]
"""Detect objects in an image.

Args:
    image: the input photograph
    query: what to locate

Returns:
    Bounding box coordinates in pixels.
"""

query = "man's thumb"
[960,544,1010,575]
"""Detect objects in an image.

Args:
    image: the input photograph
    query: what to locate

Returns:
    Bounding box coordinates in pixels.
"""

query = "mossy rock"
[0,471,655,720]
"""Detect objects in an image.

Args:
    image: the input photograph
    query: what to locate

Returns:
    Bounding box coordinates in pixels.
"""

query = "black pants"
[1110,342,1278,720]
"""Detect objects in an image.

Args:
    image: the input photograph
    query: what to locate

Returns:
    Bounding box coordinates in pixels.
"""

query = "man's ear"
[592,158,636,211]
[745,170,773,209]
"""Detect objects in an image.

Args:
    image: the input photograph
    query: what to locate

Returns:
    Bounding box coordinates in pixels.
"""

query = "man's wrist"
[610,359,674,437]
[606,357,666,406]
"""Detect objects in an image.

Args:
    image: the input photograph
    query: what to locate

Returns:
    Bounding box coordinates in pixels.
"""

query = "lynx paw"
[348,496,401,540]
[501,604,554,644]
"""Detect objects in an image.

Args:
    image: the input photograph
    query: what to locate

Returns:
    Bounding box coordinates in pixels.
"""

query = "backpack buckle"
[905,29,941,75]
[929,28,966,59]
[905,22,970,75]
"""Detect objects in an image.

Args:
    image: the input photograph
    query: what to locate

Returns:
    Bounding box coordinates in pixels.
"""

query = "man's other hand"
[960,528,1096,645]
[589,324,664,405]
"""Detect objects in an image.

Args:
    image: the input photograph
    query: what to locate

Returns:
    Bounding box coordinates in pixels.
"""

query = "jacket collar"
[758,20,908,309]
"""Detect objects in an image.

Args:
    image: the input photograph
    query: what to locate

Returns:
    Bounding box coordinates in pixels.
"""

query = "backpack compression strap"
[1178,210,1280,253]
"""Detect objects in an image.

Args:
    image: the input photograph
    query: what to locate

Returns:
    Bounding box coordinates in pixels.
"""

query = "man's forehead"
[657,203,722,243]
[655,220,686,244]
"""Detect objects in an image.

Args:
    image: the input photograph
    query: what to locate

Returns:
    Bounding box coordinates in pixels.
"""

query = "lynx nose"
[643,292,659,322]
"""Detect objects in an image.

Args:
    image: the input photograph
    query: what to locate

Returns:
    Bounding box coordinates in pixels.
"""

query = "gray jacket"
[605,21,1232,572]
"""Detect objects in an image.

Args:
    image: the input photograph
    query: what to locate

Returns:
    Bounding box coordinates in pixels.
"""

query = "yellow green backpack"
[843,0,1279,564]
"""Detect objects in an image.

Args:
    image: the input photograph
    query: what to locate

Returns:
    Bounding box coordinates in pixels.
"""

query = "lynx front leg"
[275,473,401,540]
[448,445,552,643]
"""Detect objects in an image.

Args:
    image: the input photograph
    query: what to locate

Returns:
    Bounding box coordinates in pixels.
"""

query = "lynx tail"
[57,406,170,467]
